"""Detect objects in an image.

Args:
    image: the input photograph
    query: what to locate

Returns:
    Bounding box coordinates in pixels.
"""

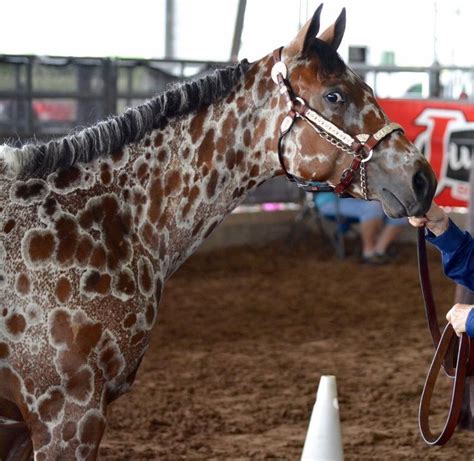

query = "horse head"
[272,5,436,217]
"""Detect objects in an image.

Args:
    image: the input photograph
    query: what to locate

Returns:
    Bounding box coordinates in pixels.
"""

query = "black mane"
[6,59,250,178]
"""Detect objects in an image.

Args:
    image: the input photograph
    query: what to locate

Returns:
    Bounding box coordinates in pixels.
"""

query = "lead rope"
[417,227,470,445]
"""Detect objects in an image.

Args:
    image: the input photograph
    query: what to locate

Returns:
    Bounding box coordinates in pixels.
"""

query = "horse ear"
[318,8,346,51]
[286,4,323,57]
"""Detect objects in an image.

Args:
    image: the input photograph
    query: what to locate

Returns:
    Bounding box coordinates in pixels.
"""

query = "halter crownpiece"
[271,46,404,199]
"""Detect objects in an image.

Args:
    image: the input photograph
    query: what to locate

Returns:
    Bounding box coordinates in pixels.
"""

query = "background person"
[314,192,407,264]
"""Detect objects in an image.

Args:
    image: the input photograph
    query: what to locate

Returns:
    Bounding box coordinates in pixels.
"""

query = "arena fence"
[1,54,472,205]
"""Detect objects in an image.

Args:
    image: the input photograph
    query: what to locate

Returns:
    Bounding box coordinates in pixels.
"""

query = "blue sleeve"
[466,309,474,337]
[426,219,474,292]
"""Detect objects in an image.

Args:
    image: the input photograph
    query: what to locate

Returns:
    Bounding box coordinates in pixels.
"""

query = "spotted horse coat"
[0,6,436,461]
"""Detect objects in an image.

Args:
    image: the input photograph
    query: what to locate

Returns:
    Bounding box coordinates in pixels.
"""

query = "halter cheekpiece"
[272,46,404,199]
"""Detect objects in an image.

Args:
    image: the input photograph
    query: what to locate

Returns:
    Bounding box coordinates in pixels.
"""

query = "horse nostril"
[413,168,434,202]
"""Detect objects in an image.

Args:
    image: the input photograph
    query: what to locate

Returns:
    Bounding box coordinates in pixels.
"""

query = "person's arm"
[409,204,474,291]
[410,203,474,337]
[427,219,474,291]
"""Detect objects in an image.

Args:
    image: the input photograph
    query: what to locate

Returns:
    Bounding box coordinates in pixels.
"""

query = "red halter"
[272,47,404,199]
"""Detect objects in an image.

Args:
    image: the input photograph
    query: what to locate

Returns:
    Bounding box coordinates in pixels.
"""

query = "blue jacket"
[427,219,474,292]
[427,219,474,336]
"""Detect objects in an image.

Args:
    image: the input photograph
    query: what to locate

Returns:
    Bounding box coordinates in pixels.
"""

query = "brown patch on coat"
[52,166,82,190]
[192,219,204,237]
[243,129,251,147]
[222,111,238,143]
[75,235,94,266]
[82,270,111,296]
[56,277,72,303]
[139,222,159,252]
[182,186,200,218]
[42,196,58,217]
[49,309,102,403]
[26,230,55,263]
[246,179,257,190]
[225,149,236,170]
[15,273,30,296]
[236,96,246,114]
[257,78,267,100]
[251,118,267,149]
[145,304,155,326]
[38,389,65,422]
[148,177,164,223]
[6,314,26,336]
[55,215,79,266]
[98,345,123,380]
[138,259,153,296]
[197,129,215,167]
[12,179,47,203]
[3,219,15,234]
[131,331,145,345]
[62,421,77,442]
[115,270,136,298]
[100,163,112,185]
[157,150,168,163]
[216,137,226,154]
[84,195,133,271]
[0,342,9,358]
[154,133,164,147]
[165,170,182,196]
[250,165,260,178]
[207,170,219,199]
[136,162,148,180]
[123,313,136,329]
[90,244,107,270]
[65,367,93,403]
[111,149,124,164]
[190,108,208,143]
[204,221,219,239]
[244,63,259,90]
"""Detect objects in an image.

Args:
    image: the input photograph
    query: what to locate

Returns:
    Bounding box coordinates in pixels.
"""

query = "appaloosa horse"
[0,6,436,460]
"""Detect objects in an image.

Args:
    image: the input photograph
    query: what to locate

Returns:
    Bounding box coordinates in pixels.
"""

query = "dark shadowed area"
[99,237,472,460]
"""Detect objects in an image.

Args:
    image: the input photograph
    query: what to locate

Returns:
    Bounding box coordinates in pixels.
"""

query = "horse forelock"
[303,38,346,78]
[0,60,250,179]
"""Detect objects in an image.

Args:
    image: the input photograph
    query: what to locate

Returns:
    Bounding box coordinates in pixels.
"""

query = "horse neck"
[134,56,282,276]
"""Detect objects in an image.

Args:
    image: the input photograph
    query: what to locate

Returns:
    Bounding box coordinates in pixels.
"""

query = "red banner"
[379,99,474,208]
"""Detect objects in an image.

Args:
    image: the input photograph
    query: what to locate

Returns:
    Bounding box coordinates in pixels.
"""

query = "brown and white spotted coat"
[0,7,435,460]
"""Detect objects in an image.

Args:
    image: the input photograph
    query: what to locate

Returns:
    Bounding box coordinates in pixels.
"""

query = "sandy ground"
[99,235,474,460]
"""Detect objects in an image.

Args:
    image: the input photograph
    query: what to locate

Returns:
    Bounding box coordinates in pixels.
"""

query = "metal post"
[230,0,247,62]
[165,0,176,59]
[25,57,33,136]
[429,64,441,98]
[455,149,474,430]
[102,58,117,117]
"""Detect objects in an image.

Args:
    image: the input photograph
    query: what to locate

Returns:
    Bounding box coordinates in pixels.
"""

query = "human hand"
[446,303,473,336]
[408,202,448,236]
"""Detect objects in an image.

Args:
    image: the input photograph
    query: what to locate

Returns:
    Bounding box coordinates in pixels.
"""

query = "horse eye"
[325,91,345,104]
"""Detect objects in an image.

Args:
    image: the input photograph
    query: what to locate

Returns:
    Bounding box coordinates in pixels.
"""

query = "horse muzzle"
[375,159,437,218]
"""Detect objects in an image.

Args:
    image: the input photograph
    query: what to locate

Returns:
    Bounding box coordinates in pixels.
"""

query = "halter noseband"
[272,46,404,200]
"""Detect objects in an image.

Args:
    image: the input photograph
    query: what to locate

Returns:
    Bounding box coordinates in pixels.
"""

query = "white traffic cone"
[301,375,344,461]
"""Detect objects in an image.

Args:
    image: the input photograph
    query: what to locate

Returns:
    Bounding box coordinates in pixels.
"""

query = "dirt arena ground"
[99,234,474,460]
